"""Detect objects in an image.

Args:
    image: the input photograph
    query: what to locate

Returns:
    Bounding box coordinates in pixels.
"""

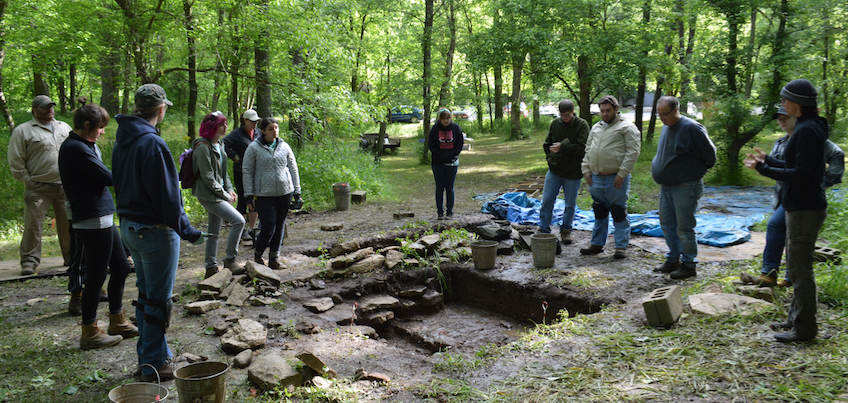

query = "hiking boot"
[560,229,573,245]
[580,244,604,256]
[614,248,627,259]
[99,289,109,302]
[139,360,175,382]
[670,263,697,280]
[254,254,265,266]
[774,331,815,343]
[653,261,680,273]
[268,257,281,270]
[437,213,445,221]
[68,292,82,316]
[223,258,236,270]
[204,266,219,279]
[80,322,122,350]
[769,321,793,331]
[108,310,139,338]
[21,265,35,276]
[756,274,777,287]
[777,279,792,288]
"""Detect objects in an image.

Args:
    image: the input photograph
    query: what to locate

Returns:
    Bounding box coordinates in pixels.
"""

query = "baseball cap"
[242,109,261,122]
[135,84,173,109]
[771,106,789,120]
[32,95,56,109]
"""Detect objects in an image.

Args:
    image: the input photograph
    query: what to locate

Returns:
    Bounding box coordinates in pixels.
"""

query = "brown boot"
[108,310,139,338]
[68,292,82,316]
[80,322,122,350]
[269,257,281,270]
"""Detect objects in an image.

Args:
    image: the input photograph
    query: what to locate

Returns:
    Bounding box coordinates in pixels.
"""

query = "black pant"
[67,223,87,294]
[76,226,131,325]
[254,194,292,258]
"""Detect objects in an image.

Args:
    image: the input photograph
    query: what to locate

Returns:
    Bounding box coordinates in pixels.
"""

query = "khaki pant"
[21,181,71,269]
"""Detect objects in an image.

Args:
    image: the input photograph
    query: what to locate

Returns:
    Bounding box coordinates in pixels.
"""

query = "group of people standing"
[538,79,839,342]
[7,83,300,381]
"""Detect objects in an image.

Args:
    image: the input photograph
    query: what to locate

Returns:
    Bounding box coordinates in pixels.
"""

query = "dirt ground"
[0,191,757,402]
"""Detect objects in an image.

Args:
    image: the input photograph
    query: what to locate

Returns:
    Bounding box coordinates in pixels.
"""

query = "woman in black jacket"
[427,109,464,220]
[58,104,137,350]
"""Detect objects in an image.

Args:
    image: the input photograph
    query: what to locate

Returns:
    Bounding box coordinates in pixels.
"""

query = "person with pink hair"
[192,112,246,278]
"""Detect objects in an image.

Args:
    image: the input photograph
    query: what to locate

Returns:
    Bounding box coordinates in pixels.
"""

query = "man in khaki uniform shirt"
[7,95,72,275]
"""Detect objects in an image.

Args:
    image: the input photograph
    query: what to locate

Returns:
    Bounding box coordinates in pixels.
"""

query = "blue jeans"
[254,194,292,258]
[539,170,581,233]
[762,204,789,280]
[785,209,826,338]
[659,181,703,264]
[432,164,458,215]
[120,219,180,377]
[200,199,245,269]
[589,173,631,249]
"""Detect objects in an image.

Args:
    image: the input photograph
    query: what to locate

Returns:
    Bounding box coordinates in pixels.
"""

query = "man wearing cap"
[223,109,262,242]
[744,106,843,289]
[7,95,73,275]
[744,78,828,342]
[112,84,205,380]
[580,95,641,259]
[651,96,717,280]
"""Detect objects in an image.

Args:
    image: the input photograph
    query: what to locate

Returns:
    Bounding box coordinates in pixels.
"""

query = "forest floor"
[1,122,846,403]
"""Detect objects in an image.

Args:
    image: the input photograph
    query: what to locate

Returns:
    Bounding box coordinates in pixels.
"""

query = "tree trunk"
[422,0,434,136]
[635,0,650,135]
[211,8,225,112]
[509,54,524,140]
[351,12,367,93]
[577,55,591,123]
[437,0,456,108]
[530,53,539,123]
[647,82,662,142]
[254,0,271,118]
[100,53,120,116]
[743,9,756,98]
[57,61,67,113]
[822,7,831,124]
[32,55,49,97]
[289,48,306,148]
[69,64,77,111]
[0,0,13,133]
[184,0,198,141]
[494,64,503,120]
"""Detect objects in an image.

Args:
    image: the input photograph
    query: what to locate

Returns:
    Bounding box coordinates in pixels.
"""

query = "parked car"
[539,105,558,118]
[390,106,423,123]
[452,108,476,121]
[503,102,528,118]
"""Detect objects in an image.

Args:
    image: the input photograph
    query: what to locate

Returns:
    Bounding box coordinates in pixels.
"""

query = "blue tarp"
[480,187,773,247]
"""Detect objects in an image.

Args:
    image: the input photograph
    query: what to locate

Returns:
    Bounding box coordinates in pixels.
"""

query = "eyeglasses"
[655,109,675,118]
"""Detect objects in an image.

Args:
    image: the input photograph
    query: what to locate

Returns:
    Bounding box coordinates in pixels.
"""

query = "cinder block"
[351,190,367,203]
[643,285,683,327]
[814,245,841,263]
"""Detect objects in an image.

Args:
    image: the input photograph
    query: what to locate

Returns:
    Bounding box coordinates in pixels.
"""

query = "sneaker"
[437,214,445,221]
[613,248,626,259]
[653,261,680,273]
[776,279,792,288]
[579,244,604,256]
[670,263,697,280]
[560,229,573,245]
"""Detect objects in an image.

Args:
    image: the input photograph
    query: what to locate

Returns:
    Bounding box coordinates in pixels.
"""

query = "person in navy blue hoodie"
[112,84,206,381]
[745,79,828,342]
[59,104,138,350]
[427,108,464,219]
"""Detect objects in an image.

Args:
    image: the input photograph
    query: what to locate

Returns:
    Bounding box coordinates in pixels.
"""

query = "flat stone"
[204,307,239,335]
[197,269,232,292]
[343,325,378,339]
[735,284,775,302]
[689,293,774,316]
[249,296,277,306]
[328,247,374,268]
[378,246,401,253]
[366,310,394,325]
[346,254,385,274]
[330,241,360,257]
[296,351,336,378]
[221,319,267,353]
[198,290,218,301]
[420,289,443,308]
[295,321,321,334]
[361,372,390,384]
[248,352,302,390]
[398,285,427,298]
[319,303,356,326]
[219,275,247,300]
[309,279,326,290]
[384,249,405,270]
[418,234,441,248]
[358,295,400,313]
[407,242,427,257]
[402,258,420,267]
[304,297,335,313]
[312,376,332,388]
[225,282,251,306]
[233,349,253,368]
[320,222,343,231]
[25,298,42,306]
[185,300,222,315]
[245,260,281,286]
